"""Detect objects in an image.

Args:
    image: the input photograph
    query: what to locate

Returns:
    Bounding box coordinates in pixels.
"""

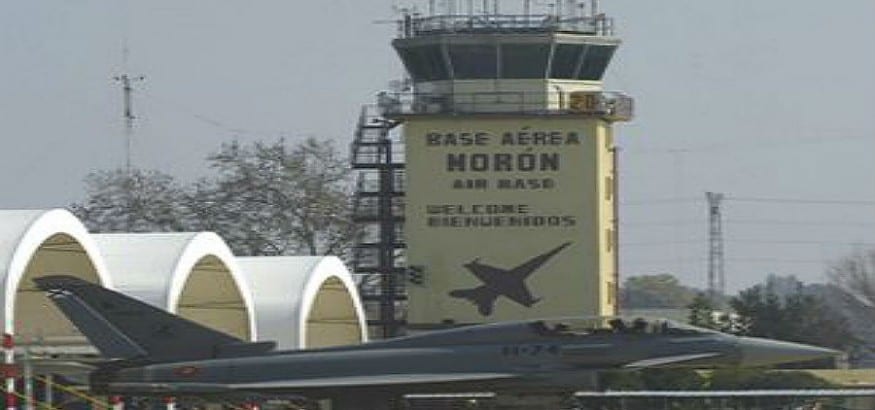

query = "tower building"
[379,1,633,329]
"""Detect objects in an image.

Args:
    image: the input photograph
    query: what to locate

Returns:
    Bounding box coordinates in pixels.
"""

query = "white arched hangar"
[92,232,257,341]
[0,209,112,348]
[238,256,368,349]
[0,209,367,354]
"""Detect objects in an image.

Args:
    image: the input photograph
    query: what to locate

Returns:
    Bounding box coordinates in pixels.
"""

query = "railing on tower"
[378,90,634,120]
[398,13,615,38]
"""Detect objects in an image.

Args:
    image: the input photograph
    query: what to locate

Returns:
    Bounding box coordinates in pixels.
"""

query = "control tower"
[380,0,633,330]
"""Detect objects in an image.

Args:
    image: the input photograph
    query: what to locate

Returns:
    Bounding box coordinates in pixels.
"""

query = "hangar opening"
[93,232,257,344]
[305,276,364,348]
[176,255,250,341]
[15,233,103,346]
[237,256,368,350]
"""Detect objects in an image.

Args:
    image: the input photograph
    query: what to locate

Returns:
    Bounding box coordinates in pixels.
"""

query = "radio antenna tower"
[114,43,144,174]
[706,192,726,302]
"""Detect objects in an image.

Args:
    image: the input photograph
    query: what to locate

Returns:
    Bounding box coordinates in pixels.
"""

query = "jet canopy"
[532,317,718,337]
[381,316,720,348]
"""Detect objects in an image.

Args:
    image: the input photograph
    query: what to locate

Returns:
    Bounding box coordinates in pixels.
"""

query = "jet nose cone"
[737,337,840,367]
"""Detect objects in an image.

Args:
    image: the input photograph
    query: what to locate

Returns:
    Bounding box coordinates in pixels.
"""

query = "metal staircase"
[349,105,406,339]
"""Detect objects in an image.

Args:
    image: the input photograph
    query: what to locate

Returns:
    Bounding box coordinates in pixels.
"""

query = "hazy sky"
[1,1,873,292]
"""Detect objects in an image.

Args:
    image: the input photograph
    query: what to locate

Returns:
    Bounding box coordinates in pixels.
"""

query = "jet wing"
[449,286,501,315]
[509,242,571,280]
[104,383,309,402]
[622,352,722,369]
[466,263,507,279]
[105,374,518,395]
[230,373,519,389]
[105,382,237,394]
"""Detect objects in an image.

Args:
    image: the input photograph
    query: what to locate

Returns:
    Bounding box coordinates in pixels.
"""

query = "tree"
[728,276,856,353]
[188,138,356,257]
[687,293,721,331]
[71,169,190,233]
[828,248,875,308]
[621,274,698,309]
[71,138,357,258]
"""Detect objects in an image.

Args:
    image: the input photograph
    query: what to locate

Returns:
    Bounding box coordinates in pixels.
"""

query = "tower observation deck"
[381,1,633,119]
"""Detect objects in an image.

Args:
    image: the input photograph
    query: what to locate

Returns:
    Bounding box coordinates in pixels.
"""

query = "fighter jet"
[449,242,571,315]
[35,276,838,410]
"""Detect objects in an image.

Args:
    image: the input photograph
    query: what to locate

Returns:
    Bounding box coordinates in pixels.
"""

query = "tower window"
[550,44,585,79]
[448,44,497,79]
[578,45,616,81]
[500,43,550,79]
[397,45,450,81]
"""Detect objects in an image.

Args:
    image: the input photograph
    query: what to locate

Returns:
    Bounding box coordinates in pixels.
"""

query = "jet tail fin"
[43,281,148,359]
[34,275,274,363]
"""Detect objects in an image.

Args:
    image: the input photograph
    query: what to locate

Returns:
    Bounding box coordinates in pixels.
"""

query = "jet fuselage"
[101,320,744,398]
[32,276,838,403]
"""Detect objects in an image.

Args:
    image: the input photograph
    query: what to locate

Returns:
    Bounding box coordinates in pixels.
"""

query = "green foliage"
[600,369,705,391]
[599,371,645,391]
[710,369,834,389]
[621,274,698,309]
[640,369,705,390]
[598,366,835,409]
[589,370,835,410]
[728,277,856,352]
[687,293,722,331]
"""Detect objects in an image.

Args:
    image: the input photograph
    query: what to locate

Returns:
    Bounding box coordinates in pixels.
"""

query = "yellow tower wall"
[403,116,617,326]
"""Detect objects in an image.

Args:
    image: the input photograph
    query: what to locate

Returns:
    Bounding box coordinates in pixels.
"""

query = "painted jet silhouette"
[449,242,572,316]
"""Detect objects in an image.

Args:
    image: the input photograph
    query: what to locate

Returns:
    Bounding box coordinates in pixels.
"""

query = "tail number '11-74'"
[502,345,559,357]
